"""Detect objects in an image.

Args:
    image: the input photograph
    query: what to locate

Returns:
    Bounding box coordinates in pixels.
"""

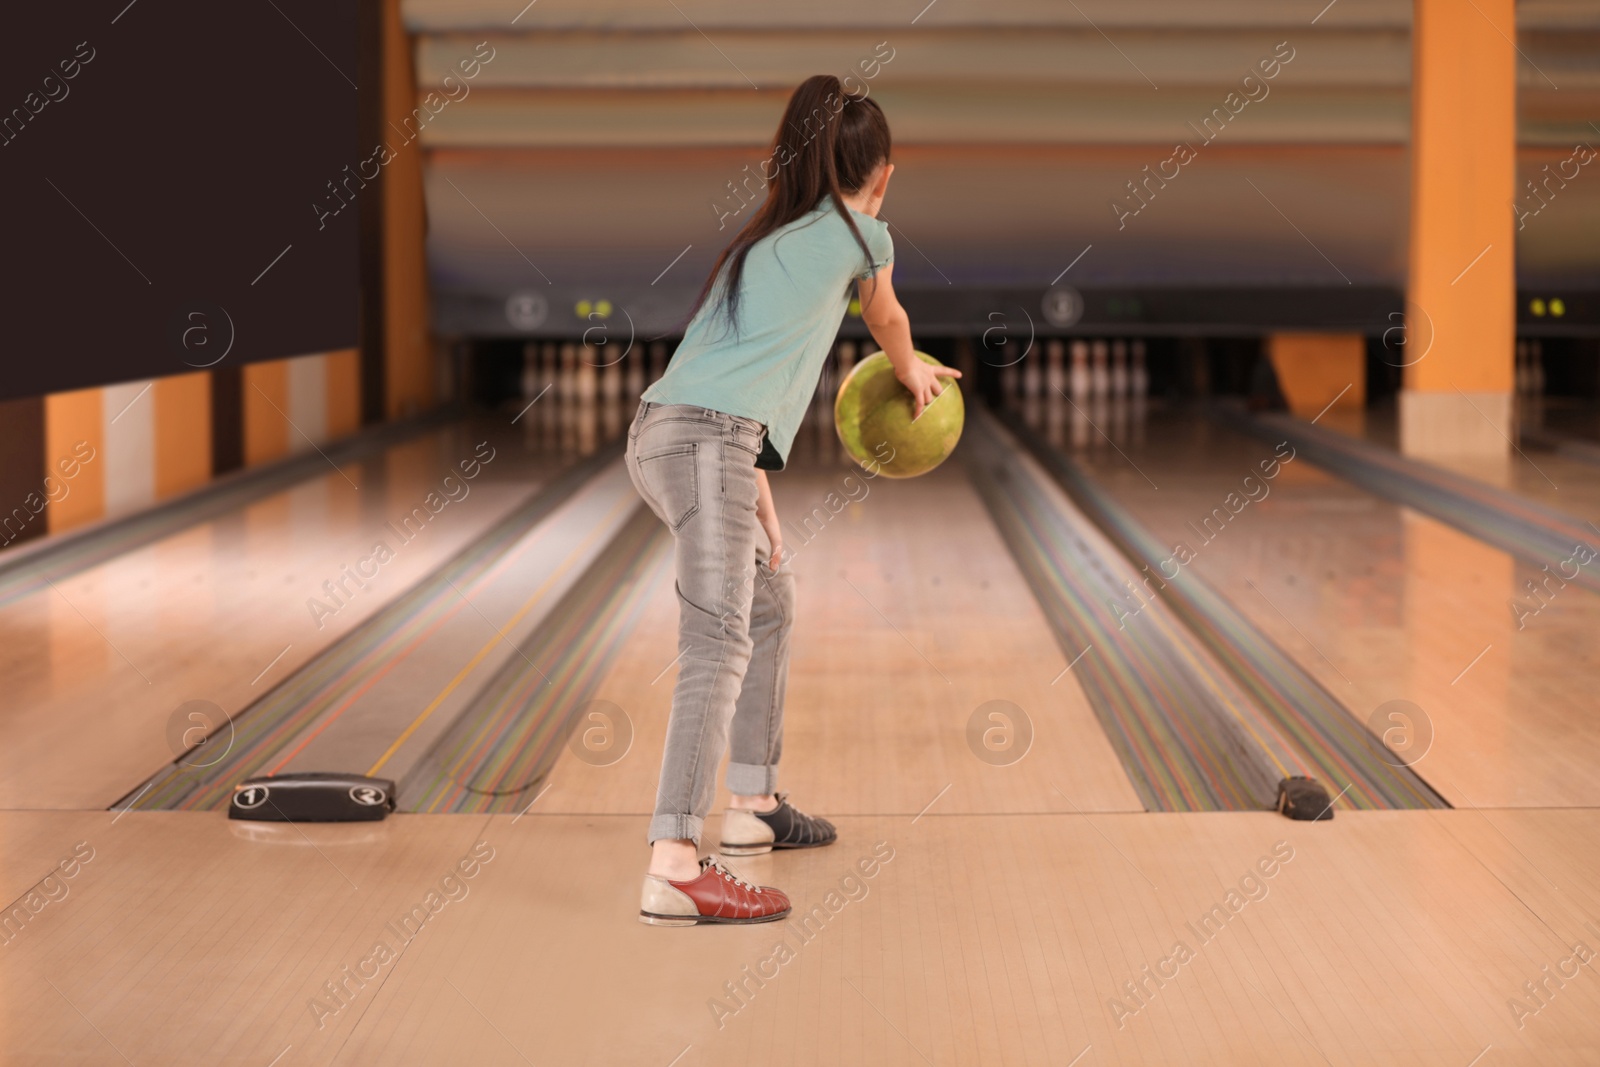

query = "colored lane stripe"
[1240,412,1600,592]
[1008,412,1448,812]
[966,410,1297,811]
[403,507,671,813]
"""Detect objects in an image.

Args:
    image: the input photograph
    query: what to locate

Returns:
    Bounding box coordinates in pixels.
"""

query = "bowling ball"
[834,350,964,478]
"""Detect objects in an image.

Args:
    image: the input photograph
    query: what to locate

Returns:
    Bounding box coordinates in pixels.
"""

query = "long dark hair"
[690,74,892,331]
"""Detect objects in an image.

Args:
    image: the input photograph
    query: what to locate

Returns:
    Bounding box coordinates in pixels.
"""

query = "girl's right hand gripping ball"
[834,351,964,478]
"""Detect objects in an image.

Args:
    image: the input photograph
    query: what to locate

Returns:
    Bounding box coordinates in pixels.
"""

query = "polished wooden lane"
[0,419,571,810]
[1059,404,1600,808]
[536,457,1146,820]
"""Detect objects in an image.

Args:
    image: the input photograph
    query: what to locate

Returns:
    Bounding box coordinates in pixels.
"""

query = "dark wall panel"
[0,0,361,402]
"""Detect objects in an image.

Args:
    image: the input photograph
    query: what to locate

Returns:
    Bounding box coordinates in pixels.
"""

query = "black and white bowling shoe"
[719,793,837,855]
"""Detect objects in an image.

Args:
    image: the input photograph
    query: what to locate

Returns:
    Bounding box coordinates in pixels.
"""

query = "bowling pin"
[1515,341,1528,394]
[577,345,600,449]
[1069,340,1090,402]
[1045,340,1066,396]
[601,349,622,402]
[1022,337,1043,405]
[577,345,599,455]
[1130,340,1148,445]
[600,348,623,440]
[1091,340,1110,399]
[1111,340,1129,397]
[577,346,599,403]
[559,343,578,451]
[1070,393,1091,449]
[1045,340,1066,445]
[649,341,667,384]
[1131,340,1149,396]
[1531,340,1545,395]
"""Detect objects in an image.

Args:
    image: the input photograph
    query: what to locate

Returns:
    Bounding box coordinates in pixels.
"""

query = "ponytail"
[690,74,892,332]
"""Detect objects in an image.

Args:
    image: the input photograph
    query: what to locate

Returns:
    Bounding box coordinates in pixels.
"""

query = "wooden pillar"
[153,372,212,500]
[380,0,434,419]
[243,360,292,467]
[1400,0,1516,456]
[327,348,362,438]
[44,389,105,534]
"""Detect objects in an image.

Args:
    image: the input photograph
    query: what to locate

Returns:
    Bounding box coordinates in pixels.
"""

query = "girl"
[629,74,959,926]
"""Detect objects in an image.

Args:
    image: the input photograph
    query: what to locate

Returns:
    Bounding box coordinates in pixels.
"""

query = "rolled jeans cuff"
[648,813,704,846]
[726,761,779,797]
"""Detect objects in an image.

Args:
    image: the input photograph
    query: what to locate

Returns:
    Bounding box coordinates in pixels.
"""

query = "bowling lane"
[1047,402,1600,808]
[536,453,1145,821]
[0,416,578,810]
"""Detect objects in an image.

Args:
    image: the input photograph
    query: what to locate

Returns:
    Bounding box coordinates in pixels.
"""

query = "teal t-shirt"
[642,200,894,470]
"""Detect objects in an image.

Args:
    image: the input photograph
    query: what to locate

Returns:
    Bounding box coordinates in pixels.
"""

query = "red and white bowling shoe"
[638,855,791,927]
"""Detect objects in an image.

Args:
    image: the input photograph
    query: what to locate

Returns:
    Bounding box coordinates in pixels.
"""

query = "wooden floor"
[5,417,1600,1063]
[5,807,1599,1065]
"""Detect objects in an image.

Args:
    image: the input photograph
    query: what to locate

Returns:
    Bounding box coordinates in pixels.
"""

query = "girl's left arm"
[755,469,783,567]
[858,263,961,418]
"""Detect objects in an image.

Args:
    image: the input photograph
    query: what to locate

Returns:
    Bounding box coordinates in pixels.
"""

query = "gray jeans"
[626,402,796,845]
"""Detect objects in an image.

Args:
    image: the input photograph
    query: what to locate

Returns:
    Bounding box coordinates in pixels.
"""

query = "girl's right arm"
[857,263,961,418]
